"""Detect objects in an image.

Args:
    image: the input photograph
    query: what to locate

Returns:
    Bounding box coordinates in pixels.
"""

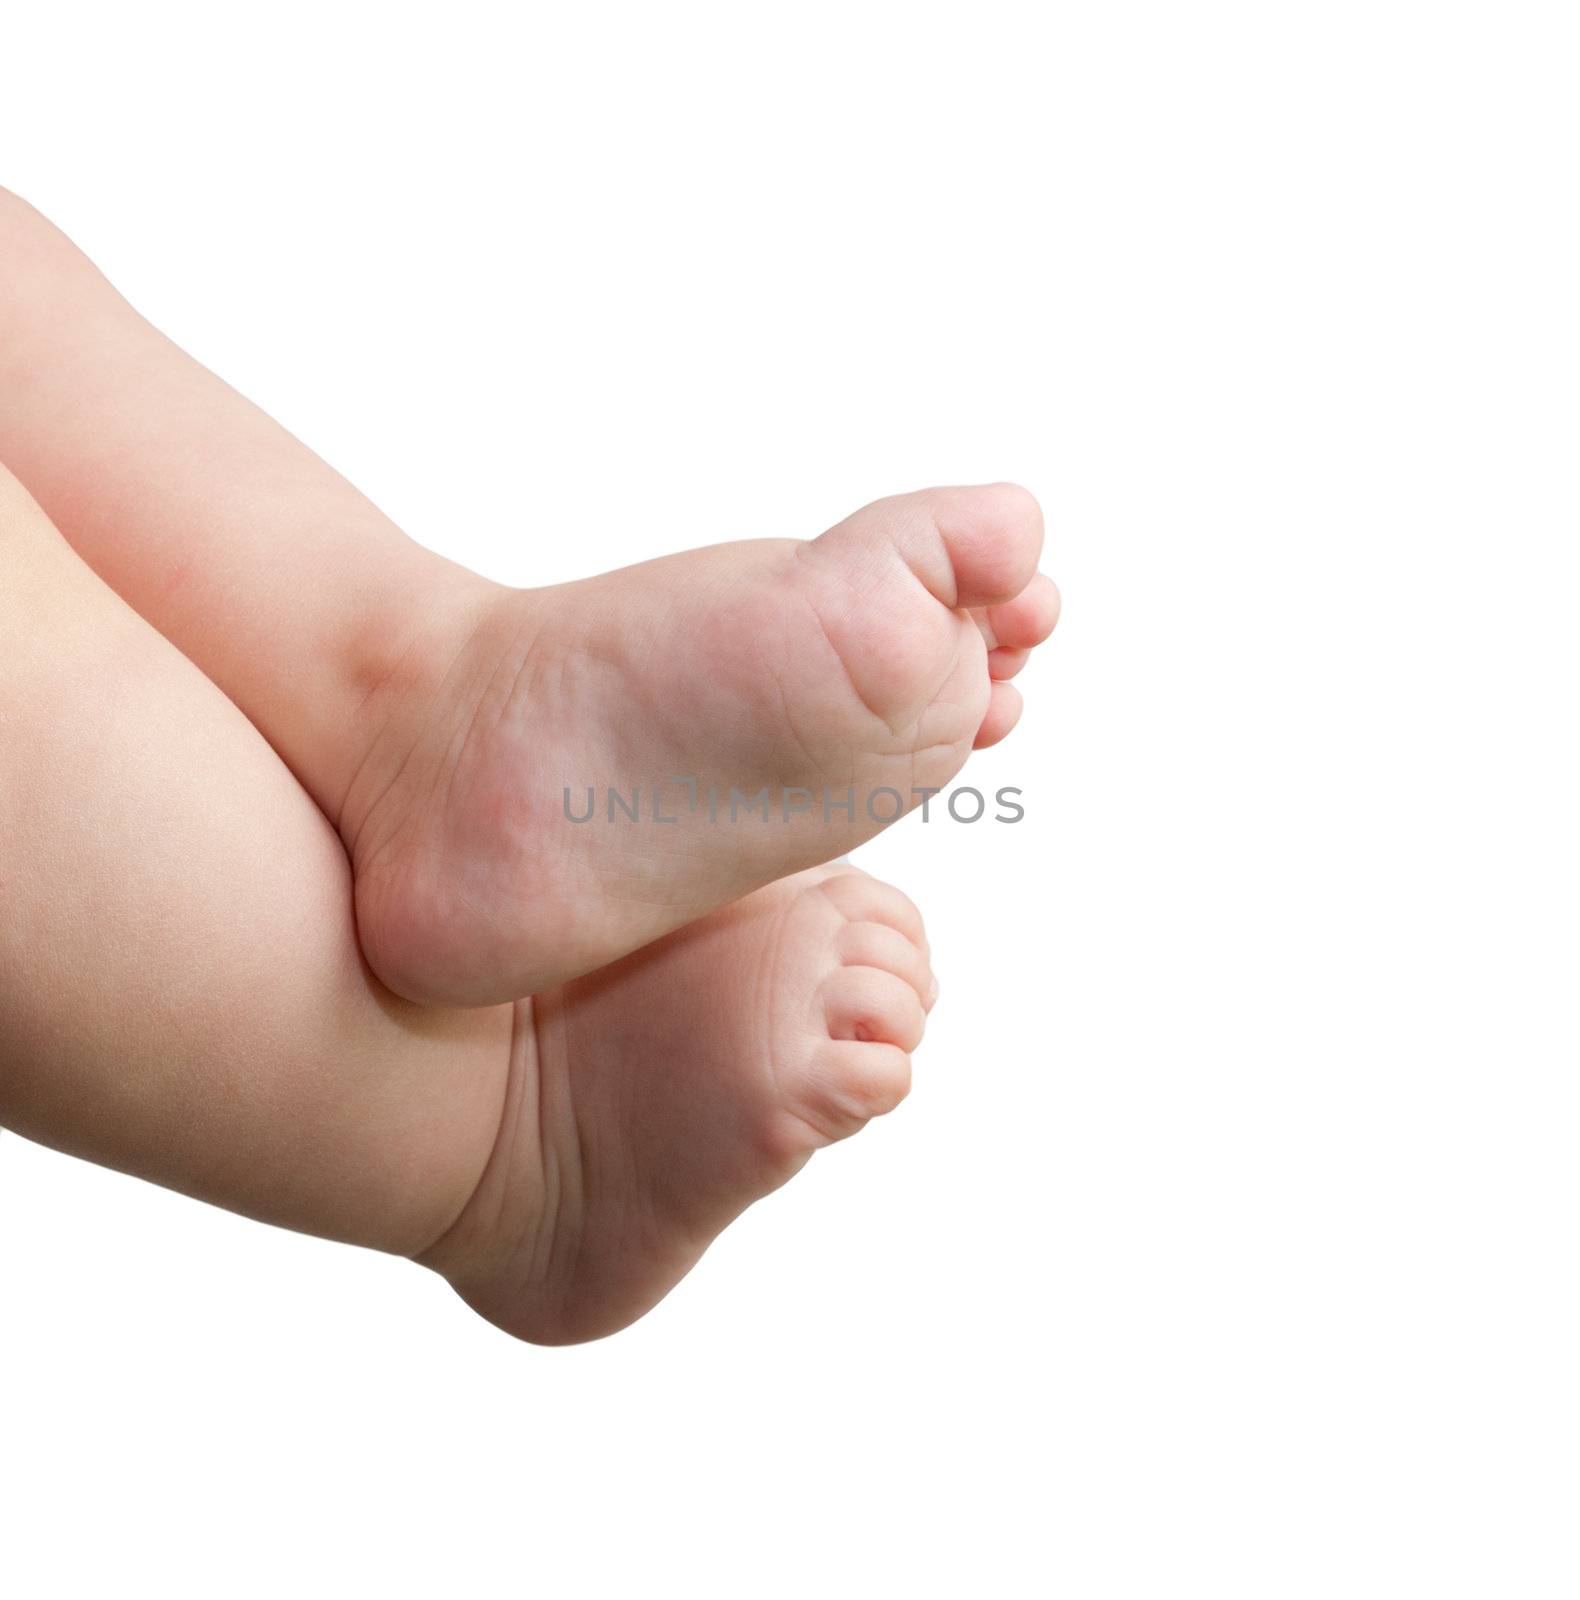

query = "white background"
[3,2,1577,1594]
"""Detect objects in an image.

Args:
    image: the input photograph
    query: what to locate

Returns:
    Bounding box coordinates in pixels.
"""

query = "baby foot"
[343,484,1057,1005]
[417,864,934,1344]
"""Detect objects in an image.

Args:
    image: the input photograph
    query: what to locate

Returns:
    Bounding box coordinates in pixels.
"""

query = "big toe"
[828,482,1045,611]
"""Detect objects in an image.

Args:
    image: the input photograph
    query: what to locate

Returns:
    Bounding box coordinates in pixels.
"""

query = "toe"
[973,681,1024,748]
[976,571,1061,651]
[831,483,1044,611]
[815,869,928,950]
[922,483,1044,609]
[795,1041,914,1141]
[838,920,935,1007]
[824,965,928,1052]
[987,646,1031,681]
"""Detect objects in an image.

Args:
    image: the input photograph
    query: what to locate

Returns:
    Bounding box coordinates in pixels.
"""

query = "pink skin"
[1,468,935,1342]
[0,192,1055,1339]
[344,488,1059,1006]
[426,864,937,1344]
[0,189,1059,1010]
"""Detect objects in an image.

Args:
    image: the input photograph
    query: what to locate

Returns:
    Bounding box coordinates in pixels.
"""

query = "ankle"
[330,563,504,841]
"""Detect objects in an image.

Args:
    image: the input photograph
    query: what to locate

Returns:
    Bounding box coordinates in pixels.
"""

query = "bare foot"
[344,484,1057,1005]
[418,864,934,1344]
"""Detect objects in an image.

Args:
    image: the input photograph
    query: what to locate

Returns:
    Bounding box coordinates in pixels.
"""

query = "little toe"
[973,681,1024,749]
[824,965,928,1051]
[797,1041,914,1140]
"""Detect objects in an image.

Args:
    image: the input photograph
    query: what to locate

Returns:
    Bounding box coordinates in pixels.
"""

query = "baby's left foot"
[417,864,933,1344]
[343,484,1057,1006]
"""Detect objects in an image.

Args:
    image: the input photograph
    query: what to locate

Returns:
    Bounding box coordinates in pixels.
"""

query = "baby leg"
[0,462,511,1253]
[0,465,937,1343]
[0,188,1056,1007]
[0,185,482,817]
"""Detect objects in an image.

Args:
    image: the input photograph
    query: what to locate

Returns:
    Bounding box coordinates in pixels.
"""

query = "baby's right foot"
[343,484,1058,1006]
[419,864,934,1344]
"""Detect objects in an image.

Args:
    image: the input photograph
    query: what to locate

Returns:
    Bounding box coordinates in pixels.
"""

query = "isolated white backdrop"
[2,3,1576,1595]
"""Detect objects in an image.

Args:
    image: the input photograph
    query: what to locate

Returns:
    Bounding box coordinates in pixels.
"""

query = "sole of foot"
[417,864,934,1344]
[345,483,1057,1006]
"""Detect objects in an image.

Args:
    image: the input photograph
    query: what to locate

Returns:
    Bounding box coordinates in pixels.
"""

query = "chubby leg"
[0,463,510,1253]
[0,468,937,1342]
[0,185,484,811]
[0,189,1053,1008]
